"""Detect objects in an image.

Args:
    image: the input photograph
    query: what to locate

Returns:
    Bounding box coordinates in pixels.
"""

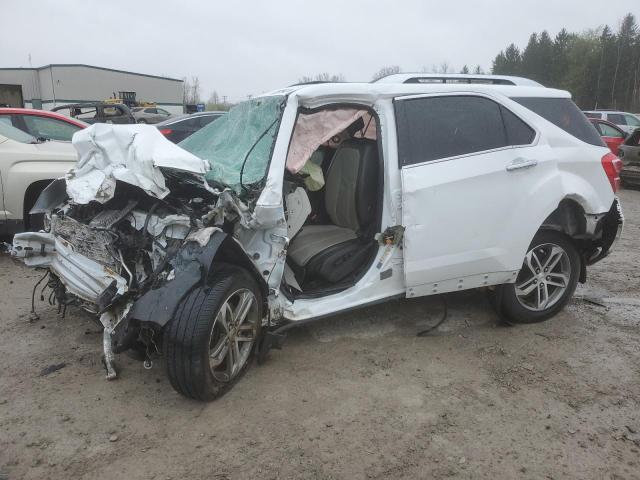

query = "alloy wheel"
[515,243,571,312]
[207,288,259,382]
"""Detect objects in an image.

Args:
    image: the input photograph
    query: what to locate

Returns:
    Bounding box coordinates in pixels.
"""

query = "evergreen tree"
[490,13,640,111]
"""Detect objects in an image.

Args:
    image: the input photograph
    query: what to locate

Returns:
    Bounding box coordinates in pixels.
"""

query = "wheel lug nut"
[533,279,537,284]
[536,269,540,274]
[546,276,550,280]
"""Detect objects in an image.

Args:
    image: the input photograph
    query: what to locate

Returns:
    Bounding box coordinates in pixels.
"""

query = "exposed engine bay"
[13,176,264,374]
[11,122,277,379]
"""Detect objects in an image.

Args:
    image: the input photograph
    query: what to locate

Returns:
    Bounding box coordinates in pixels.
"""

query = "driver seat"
[287,138,378,284]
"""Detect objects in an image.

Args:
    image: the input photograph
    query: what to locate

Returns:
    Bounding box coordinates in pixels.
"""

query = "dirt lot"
[1,189,639,480]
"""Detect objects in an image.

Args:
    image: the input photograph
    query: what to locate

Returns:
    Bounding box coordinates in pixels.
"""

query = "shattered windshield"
[179,95,285,193]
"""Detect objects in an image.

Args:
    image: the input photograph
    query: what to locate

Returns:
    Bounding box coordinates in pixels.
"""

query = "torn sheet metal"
[67,124,209,204]
[100,301,133,380]
[186,226,224,247]
[129,211,192,238]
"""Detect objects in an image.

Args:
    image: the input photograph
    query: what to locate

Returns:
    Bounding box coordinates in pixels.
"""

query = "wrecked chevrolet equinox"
[11,79,623,401]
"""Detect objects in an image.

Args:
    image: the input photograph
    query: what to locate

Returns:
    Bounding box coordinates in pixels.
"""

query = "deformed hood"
[67,123,210,204]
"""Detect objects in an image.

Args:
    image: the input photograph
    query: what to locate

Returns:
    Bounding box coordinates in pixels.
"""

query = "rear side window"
[513,98,604,147]
[180,117,202,129]
[584,112,602,119]
[625,114,640,128]
[607,113,626,125]
[199,115,220,127]
[500,106,536,145]
[395,95,533,166]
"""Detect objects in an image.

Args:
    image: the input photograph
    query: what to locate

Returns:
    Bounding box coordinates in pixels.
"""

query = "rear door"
[396,93,555,296]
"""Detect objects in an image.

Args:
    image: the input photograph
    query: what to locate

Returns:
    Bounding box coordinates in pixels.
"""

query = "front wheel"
[496,230,581,324]
[163,266,263,401]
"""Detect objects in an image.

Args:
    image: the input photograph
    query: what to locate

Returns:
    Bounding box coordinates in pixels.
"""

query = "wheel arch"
[129,230,268,329]
[539,198,587,238]
[23,179,55,229]
[536,195,621,282]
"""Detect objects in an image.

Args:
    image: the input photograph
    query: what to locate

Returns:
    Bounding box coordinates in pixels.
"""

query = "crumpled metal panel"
[11,232,127,304]
[67,123,209,204]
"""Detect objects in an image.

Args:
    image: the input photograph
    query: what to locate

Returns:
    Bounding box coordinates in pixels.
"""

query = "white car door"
[396,93,557,296]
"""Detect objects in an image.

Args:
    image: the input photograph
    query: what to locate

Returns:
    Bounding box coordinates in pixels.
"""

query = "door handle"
[506,158,538,172]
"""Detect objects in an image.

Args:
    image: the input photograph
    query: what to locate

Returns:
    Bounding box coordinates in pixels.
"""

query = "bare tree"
[183,76,202,104]
[208,91,220,105]
[298,72,346,83]
[190,76,201,104]
[438,61,452,74]
[372,65,401,81]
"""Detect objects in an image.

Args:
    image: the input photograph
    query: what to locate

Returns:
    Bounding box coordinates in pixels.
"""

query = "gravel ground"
[1,189,639,480]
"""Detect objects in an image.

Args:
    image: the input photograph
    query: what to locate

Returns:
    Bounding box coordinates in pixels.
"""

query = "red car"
[0,108,87,142]
[589,118,627,156]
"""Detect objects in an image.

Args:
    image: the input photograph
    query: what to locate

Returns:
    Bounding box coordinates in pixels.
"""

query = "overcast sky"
[2,0,637,102]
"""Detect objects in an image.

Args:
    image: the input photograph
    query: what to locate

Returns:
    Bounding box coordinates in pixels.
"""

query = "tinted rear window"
[396,95,508,165]
[513,97,604,147]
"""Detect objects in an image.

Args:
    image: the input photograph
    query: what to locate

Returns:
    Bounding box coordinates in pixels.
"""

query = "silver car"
[132,106,173,124]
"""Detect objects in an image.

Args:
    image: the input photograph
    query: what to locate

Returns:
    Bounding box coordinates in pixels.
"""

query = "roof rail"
[373,73,543,87]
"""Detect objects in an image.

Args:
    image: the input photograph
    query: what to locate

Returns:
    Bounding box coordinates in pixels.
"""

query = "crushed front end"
[12,178,244,377]
[10,122,282,380]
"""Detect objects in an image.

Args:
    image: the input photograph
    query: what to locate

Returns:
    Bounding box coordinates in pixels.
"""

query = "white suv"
[11,80,623,401]
[584,110,640,134]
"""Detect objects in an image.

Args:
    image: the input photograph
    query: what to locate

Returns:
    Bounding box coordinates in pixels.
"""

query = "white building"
[0,64,184,114]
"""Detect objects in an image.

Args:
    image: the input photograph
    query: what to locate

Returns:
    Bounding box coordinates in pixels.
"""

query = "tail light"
[159,128,173,136]
[601,152,623,192]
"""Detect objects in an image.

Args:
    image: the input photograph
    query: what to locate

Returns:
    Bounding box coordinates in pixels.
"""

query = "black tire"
[163,266,263,401]
[496,230,581,324]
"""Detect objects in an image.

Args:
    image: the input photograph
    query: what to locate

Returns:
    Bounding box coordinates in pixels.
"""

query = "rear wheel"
[496,230,581,324]
[163,266,262,401]
[137,119,147,124]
